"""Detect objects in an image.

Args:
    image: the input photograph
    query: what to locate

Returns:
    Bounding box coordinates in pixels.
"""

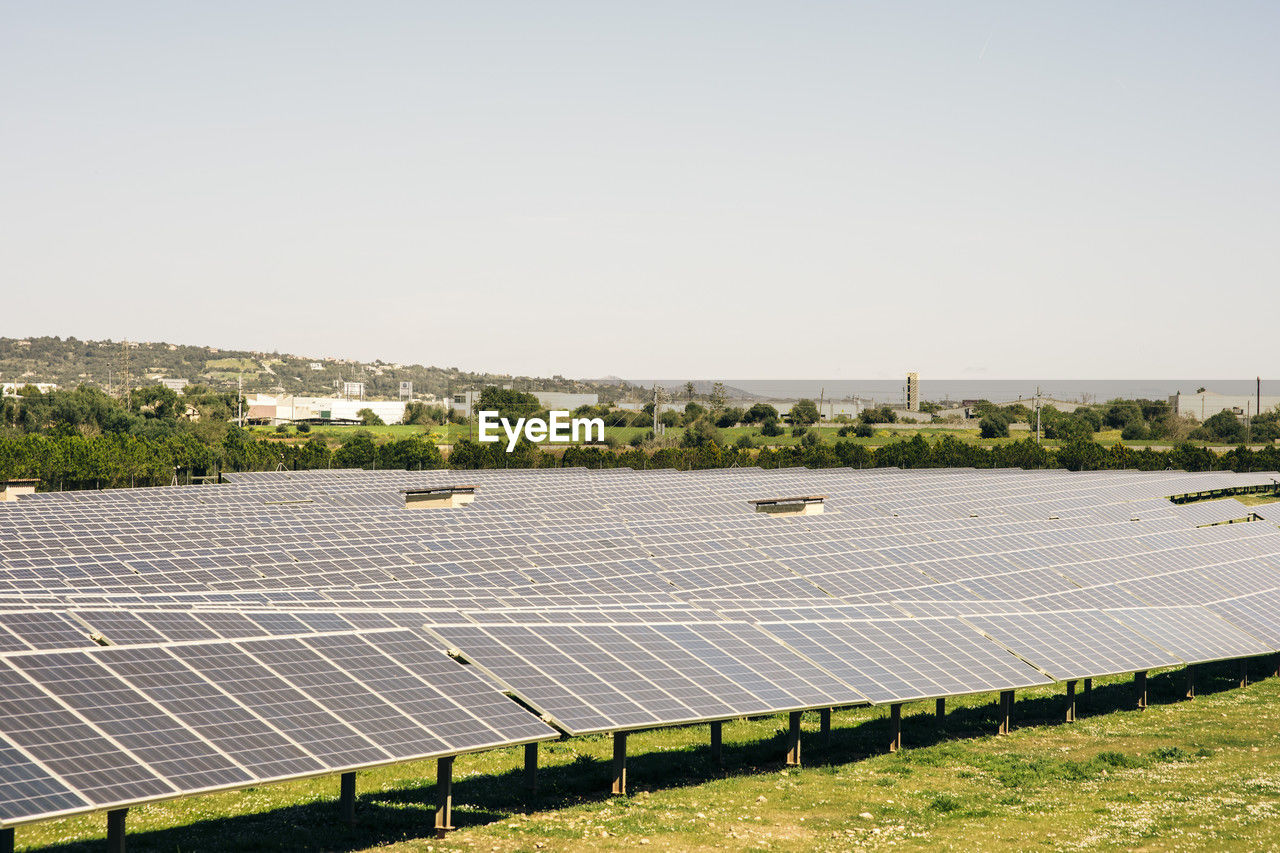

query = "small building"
[0,479,39,501]
[158,378,189,392]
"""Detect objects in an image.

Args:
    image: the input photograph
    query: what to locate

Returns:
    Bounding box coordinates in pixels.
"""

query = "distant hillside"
[0,336,633,401]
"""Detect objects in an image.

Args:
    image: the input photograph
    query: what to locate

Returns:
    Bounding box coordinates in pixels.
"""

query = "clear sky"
[2,2,1277,379]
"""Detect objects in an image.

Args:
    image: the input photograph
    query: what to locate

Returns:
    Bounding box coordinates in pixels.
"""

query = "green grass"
[18,660,1280,852]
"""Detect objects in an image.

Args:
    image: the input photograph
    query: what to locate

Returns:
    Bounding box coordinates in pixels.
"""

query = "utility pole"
[121,340,132,404]
[237,373,243,427]
[1035,386,1042,445]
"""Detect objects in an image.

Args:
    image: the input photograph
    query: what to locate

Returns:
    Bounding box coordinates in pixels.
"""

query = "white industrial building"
[1170,390,1280,421]
[1,382,58,396]
[246,394,406,425]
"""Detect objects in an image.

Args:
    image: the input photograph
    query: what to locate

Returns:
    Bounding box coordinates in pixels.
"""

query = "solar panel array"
[1,465,1279,830]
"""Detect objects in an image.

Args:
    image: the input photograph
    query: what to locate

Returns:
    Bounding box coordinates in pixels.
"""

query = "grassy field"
[20,659,1280,852]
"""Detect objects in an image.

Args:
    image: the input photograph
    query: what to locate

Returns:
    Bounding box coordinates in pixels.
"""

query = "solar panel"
[167,642,390,771]
[93,644,326,782]
[963,610,1182,681]
[349,630,557,747]
[2,465,1279,832]
[0,738,90,824]
[0,612,94,649]
[1102,606,1274,663]
[7,651,253,791]
[0,666,174,806]
[758,617,1051,703]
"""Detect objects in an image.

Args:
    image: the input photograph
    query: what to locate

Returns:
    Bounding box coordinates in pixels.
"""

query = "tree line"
[5,430,1279,491]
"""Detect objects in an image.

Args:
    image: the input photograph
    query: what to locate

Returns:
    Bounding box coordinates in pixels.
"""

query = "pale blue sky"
[2,2,1276,379]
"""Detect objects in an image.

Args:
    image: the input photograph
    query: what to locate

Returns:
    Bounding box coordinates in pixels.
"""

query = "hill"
[0,336,632,401]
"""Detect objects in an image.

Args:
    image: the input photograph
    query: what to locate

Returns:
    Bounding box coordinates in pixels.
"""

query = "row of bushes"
[5,429,1280,491]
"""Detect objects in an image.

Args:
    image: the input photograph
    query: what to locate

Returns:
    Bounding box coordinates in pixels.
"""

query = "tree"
[681,402,706,426]
[760,418,784,437]
[710,382,728,411]
[475,387,540,420]
[680,417,722,448]
[744,403,779,424]
[683,381,697,401]
[1056,437,1107,471]
[1121,422,1148,440]
[979,416,1010,438]
[1198,410,1245,443]
[333,431,377,468]
[715,407,744,429]
[859,405,898,425]
[789,399,820,426]
[356,408,385,427]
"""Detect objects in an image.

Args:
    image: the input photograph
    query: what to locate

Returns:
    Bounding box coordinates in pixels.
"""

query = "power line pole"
[237,373,243,427]
[120,340,132,404]
[1035,386,1042,445]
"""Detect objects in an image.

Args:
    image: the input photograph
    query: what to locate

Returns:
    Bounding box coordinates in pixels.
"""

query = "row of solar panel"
[0,628,554,826]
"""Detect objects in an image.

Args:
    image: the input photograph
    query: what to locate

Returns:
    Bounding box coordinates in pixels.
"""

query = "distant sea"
[627,379,1272,404]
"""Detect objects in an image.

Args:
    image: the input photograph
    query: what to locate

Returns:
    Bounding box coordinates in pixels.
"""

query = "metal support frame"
[1135,670,1148,710]
[998,690,1014,735]
[1240,658,1249,689]
[107,808,127,853]
[435,756,454,835]
[888,703,902,753]
[936,697,945,721]
[819,708,831,745]
[1083,677,1092,703]
[1,827,13,853]
[524,743,538,795]
[340,771,356,825]
[785,711,802,766]
[1186,664,1196,700]
[1065,680,1077,723]
[1274,654,1280,679]
[611,731,628,795]
[710,720,723,766]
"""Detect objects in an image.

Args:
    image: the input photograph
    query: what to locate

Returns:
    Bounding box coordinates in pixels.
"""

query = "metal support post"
[819,708,831,746]
[524,743,538,795]
[998,690,1014,735]
[936,697,945,722]
[785,711,802,766]
[340,772,356,825]
[1186,665,1196,700]
[710,721,723,766]
[435,756,454,835]
[107,809,127,853]
[889,703,902,752]
[611,732,628,795]
[1065,680,1077,723]
[1135,671,1148,710]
